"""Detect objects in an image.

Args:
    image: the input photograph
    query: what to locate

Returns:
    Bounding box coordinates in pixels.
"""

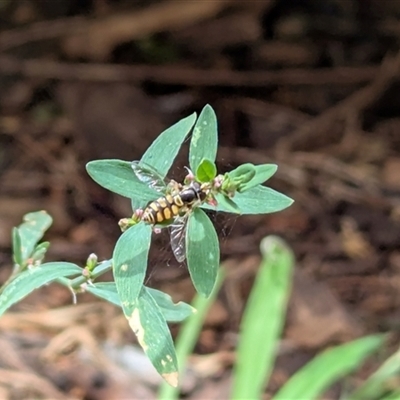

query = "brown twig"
[63,0,231,60]
[0,55,380,87]
[0,16,87,52]
[0,1,231,57]
[277,51,400,153]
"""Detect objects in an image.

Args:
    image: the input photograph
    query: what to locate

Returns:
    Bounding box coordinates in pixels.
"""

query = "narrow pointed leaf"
[12,227,23,266]
[189,105,218,173]
[87,282,195,322]
[141,112,197,177]
[159,269,225,400]
[239,164,278,192]
[86,159,158,201]
[213,194,241,214]
[381,391,400,400]
[232,236,294,400]
[203,185,293,215]
[128,287,178,387]
[17,211,53,261]
[147,287,195,322]
[273,334,386,400]
[113,223,152,315]
[227,163,256,183]
[86,282,121,306]
[0,262,81,316]
[348,344,400,400]
[186,208,219,297]
[31,241,50,262]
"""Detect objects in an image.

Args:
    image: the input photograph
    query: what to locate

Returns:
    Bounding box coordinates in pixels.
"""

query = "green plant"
[0,105,293,386]
[232,237,394,400]
[229,236,392,400]
[158,235,395,399]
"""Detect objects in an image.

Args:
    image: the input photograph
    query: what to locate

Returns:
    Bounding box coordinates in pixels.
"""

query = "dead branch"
[0,1,231,56]
[0,55,379,87]
[277,51,400,153]
[0,16,86,52]
[62,0,230,60]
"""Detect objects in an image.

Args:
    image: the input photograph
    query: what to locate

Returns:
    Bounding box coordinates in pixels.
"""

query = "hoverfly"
[131,161,210,263]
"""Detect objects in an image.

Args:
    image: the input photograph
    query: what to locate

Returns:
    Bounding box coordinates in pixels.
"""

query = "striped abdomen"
[143,194,184,224]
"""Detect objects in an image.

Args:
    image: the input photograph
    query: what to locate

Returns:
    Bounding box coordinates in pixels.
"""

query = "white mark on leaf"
[129,308,148,351]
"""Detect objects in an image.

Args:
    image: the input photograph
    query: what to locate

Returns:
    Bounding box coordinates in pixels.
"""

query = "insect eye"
[180,190,196,202]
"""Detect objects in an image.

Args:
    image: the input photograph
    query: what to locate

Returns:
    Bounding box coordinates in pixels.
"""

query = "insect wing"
[170,216,188,263]
[131,160,166,193]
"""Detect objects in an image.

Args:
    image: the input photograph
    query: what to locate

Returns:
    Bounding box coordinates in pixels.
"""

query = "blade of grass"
[158,269,225,400]
[231,236,294,400]
[273,334,386,400]
[348,345,400,400]
[380,390,400,400]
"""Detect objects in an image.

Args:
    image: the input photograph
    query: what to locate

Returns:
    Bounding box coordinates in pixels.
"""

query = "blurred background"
[1,0,400,398]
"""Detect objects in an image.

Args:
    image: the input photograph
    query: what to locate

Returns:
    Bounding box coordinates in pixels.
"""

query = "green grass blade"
[348,344,400,400]
[380,390,400,400]
[141,112,197,177]
[189,105,218,173]
[273,335,386,400]
[231,236,294,400]
[158,269,225,400]
[186,209,220,297]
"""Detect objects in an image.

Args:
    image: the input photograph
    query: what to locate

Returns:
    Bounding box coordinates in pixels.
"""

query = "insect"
[131,161,209,262]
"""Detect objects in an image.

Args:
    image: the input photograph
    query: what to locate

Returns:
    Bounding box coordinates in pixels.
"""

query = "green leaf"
[195,158,217,183]
[239,164,278,192]
[0,262,81,317]
[203,185,293,215]
[86,159,158,201]
[273,334,386,400]
[348,344,400,400]
[147,287,195,322]
[131,160,167,209]
[113,223,152,315]
[158,269,225,400]
[12,228,23,267]
[189,105,218,173]
[214,194,241,214]
[227,163,256,184]
[141,112,197,177]
[231,236,294,400]
[86,282,121,307]
[128,286,178,387]
[31,241,50,263]
[87,282,195,322]
[17,211,53,262]
[186,208,219,297]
